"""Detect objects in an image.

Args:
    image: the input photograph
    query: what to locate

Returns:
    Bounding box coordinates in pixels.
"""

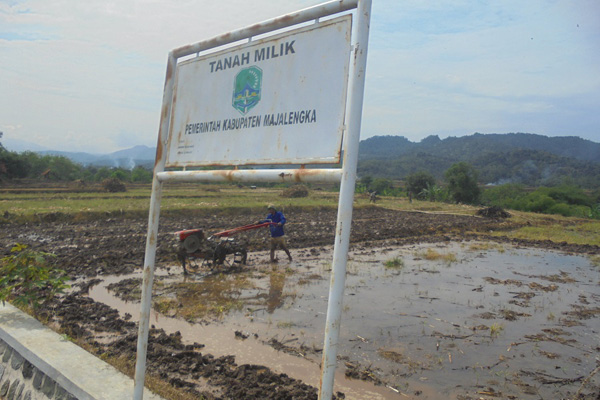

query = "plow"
[174,222,273,274]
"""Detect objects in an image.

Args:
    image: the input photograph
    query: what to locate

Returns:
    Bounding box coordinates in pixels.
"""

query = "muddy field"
[1,207,599,399]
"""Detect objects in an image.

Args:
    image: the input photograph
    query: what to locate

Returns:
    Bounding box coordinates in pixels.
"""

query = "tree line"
[2,134,598,219]
[0,135,153,184]
[358,161,600,219]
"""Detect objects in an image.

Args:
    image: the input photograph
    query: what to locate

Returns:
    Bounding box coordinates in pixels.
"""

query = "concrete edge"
[0,302,163,400]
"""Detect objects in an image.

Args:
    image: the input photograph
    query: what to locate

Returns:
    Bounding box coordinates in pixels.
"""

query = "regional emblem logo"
[232,66,262,115]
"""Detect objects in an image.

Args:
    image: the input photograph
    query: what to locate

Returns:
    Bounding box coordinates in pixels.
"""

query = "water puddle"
[88,241,600,399]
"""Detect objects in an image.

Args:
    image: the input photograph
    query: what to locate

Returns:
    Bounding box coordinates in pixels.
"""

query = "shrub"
[546,186,593,207]
[591,204,600,219]
[481,184,526,208]
[547,203,573,217]
[384,257,404,269]
[522,193,556,213]
[419,183,450,202]
[0,244,69,310]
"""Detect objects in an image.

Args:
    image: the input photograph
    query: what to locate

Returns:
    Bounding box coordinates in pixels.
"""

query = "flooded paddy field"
[1,206,598,399]
[91,241,599,399]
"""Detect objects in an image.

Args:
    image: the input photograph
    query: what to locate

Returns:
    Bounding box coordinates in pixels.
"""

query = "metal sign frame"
[133,1,371,399]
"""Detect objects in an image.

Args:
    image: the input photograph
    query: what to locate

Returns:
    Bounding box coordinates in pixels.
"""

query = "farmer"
[369,191,378,203]
[259,204,292,262]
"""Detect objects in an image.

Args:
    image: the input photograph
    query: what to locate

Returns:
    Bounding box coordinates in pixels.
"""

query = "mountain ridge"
[4,133,599,187]
[358,133,600,188]
[359,132,600,163]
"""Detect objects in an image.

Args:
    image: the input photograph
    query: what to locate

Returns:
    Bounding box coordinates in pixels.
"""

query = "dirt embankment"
[1,207,598,399]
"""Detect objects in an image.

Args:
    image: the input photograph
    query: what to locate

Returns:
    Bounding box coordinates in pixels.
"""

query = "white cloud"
[362,0,600,141]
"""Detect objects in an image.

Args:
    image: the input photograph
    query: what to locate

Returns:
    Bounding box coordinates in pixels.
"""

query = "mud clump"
[476,206,511,219]
[101,178,127,192]
[280,184,309,198]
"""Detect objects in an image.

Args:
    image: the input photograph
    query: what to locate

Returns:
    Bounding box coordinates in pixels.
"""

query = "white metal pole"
[133,53,176,400]
[156,168,343,183]
[318,0,372,399]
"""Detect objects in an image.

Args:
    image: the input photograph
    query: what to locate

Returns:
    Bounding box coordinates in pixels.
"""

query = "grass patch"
[377,348,404,363]
[380,197,480,216]
[491,221,600,247]
[0,184,344,223]
[490,323,504,338]
[468,242,506,253]
[420,248,457,263]
[384,257,404,269]
[277,321,297,329]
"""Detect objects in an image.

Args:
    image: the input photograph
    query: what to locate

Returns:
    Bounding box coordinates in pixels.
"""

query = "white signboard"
[165,15,352,167]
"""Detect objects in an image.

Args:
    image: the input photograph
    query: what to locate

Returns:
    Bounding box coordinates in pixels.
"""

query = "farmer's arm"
[278,212,286,226]
[258,215,271,224]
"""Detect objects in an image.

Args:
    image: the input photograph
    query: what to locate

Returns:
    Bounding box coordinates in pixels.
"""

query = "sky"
[1,0,599,154]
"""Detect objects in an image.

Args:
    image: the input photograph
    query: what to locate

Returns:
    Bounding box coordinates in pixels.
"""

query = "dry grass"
[467,242,506,252]
[420,248,457,263]
[490,219,600,247]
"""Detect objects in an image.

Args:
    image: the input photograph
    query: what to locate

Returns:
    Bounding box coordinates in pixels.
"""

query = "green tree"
[93,167,112,182]
[358,175,373,193]
[406,171,436,199]
[131,166,153,183]
[445,162,481,204]
[0,149,29,179]
[47,156,81,180]
[371,177,394,195]
[21,151,46,178]
[111,168,130,182]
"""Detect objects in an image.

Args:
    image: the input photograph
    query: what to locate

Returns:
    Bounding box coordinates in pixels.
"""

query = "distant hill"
[2,136,156,169]
[358,133,600,188]
[5,132,599,187]
[2,137,51,152]
[37,145,156,169]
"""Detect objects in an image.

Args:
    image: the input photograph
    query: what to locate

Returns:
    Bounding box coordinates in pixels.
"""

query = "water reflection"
[88,243,600,400]
[267,269,286,313]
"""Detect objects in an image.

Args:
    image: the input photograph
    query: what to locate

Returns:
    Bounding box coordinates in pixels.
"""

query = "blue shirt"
[262,211,286,237]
